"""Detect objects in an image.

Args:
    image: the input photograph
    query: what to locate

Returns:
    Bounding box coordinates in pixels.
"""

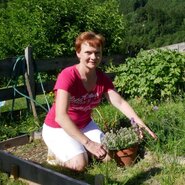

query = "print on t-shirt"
[70,92,101,112]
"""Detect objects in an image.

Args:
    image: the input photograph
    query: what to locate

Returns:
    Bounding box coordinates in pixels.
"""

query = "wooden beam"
[0,134,30,150]
[25,47,39,122]
[0,57,16,77]
[0,86,27,100]
[0,150,90,185]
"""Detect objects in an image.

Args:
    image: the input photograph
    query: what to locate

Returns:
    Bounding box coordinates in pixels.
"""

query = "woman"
[42,31,157,172]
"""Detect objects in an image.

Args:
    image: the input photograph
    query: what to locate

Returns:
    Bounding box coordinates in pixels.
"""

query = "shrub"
[0,0,126,59]
[107,49,185,101]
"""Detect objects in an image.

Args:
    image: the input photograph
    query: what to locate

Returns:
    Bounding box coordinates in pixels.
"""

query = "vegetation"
[1,40,185,185]
[1,98,185,184]
[0,95,49,141]
[1,37,185,185]
[101,126,140,150]
[0,0,125,59]
[119,0,185,56]
[1,0,185,59]
[106,49,185,101]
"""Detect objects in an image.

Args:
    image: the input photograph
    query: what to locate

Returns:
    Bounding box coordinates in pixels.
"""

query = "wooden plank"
[0,54,119,102]
[35,80,55,95]
[102,55,125,65]
[0,54,124,77]
[25,47,36,99]
[25,47,38,119]
[0,80,54,101]
[0,134,30,150]
[34,55,124,73]
[0,57,16,77]
[35,56,78,72]
[0,85,27,100]
[0,74,115,102]
[0,150,90,185]
[24,71,39,121]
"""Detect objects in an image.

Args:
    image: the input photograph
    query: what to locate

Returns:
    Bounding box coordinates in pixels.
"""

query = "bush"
[0,0,126,59]
[108,49,185,101]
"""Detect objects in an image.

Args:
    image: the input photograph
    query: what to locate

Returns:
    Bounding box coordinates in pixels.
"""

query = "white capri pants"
[42,120,104,163]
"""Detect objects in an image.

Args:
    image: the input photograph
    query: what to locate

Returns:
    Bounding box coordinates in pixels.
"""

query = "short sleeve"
[103,73,115,93]
[54,67,74,93]
[96,69,115,93]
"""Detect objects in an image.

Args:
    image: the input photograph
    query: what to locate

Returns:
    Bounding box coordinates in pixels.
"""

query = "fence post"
[24,46,39,123]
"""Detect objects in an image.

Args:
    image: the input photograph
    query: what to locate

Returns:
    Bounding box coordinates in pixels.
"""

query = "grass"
[0,96,185,184]
[0,94,50,141]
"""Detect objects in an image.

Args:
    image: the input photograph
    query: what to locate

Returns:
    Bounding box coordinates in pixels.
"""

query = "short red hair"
[75,31,105,53]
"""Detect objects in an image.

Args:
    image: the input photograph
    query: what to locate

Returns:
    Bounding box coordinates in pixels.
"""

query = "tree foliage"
[0,0,126,59]
[119,0,185,57]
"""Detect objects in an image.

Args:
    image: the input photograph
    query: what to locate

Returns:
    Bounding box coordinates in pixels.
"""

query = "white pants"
[42,120,104,163]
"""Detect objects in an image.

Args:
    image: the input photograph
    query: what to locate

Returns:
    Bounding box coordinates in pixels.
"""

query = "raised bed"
[0,133,90,185]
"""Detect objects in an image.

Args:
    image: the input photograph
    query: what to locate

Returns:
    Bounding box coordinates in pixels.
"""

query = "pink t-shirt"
[44,65,114,129]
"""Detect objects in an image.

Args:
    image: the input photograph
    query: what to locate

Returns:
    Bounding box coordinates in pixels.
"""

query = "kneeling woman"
[42,31,157,172]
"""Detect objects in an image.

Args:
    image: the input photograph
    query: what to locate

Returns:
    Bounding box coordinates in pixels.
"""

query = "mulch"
[5,139,48,165]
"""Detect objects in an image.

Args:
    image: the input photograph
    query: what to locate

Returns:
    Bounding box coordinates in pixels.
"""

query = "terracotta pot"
[110,145,138,167]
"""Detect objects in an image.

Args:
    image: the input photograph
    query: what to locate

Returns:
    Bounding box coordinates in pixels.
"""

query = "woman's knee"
[64,153,88,172]
[70,161,87,172]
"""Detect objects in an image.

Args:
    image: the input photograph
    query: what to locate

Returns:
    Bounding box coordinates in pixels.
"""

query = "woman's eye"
[85,51,91,55]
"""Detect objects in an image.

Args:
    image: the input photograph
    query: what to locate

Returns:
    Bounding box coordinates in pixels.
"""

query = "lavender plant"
[101,126,140,150]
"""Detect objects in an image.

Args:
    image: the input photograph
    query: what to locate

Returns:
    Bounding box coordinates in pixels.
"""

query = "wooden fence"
[0,46,124,119]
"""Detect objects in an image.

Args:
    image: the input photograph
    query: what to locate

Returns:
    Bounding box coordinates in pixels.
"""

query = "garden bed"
[1,137,90,185]
[5,139,47,165]
[2,136,185,185]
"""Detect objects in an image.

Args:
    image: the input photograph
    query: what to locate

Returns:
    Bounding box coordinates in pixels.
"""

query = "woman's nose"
[90,53,96,59]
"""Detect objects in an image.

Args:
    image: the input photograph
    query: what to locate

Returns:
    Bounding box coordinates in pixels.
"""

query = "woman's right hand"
[84,140,107,160]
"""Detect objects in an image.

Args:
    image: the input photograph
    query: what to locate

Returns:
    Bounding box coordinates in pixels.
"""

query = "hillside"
[118,0,185,56]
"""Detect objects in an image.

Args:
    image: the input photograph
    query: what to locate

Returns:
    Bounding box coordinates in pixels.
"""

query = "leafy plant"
[107,49,185,101]
[120,0,185,56]
[92,103,124,131]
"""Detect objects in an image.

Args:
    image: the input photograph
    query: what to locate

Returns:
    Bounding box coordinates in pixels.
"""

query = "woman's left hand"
[144,126,158,140]
[138,124,158,140]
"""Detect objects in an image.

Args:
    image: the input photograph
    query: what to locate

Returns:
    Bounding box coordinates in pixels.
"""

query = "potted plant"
[101,123,141,167]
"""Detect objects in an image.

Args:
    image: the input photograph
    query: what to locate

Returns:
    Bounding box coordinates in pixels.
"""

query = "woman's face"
[76,42,102,69]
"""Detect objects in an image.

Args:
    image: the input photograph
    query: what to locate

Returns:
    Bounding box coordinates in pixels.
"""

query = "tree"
[0,0,126,59]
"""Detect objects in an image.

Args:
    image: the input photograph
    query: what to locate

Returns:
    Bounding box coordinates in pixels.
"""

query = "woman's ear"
[76,51,80,59]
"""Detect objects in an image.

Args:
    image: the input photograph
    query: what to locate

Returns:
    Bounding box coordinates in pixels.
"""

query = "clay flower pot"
[101,126,141,167]
[110,144,138,167]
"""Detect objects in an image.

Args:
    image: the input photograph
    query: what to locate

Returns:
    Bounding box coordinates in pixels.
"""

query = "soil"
[5,139,48,165]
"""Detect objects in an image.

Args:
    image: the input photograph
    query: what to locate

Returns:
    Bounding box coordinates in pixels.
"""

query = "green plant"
[107,49,185,101]
[92,103,124,132]
[0,0,125,59]
[101,126,140,150]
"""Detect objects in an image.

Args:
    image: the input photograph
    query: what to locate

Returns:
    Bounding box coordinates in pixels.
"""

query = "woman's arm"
[105,89,157,139]
[55,89,107,158]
